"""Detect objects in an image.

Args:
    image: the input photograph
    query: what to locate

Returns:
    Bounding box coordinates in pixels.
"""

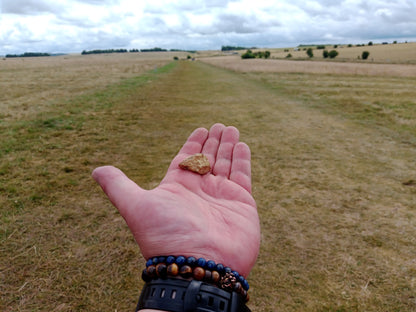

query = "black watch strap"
[136,278,251,312]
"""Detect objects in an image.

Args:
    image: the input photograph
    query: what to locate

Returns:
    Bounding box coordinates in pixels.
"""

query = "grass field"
[1,52,416,311]
[244,42,416,64]
[196,42,416,64]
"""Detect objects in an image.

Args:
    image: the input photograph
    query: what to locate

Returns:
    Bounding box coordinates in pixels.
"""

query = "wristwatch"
[137,278,251,312]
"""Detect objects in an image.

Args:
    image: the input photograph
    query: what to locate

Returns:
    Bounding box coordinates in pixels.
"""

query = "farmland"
[1,47,416,311]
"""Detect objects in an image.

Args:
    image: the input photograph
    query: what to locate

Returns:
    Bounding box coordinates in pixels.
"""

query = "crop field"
[1,50,416,311]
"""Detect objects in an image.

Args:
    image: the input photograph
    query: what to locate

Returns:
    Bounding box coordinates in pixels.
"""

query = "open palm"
[92,124,260,277]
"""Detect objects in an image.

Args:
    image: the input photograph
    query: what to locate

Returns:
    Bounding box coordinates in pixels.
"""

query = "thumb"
[92,166,144,218]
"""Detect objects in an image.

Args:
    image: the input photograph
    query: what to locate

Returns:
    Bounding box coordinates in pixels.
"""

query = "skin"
[92,123,261,311]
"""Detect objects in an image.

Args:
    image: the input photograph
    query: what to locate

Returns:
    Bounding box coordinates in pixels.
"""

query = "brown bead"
[156,263,167,278]
[211,270,220,283]
[204,270,212,282]
[146,265,156,278]
[233,282,242,293]
[244,291,249,303]
[167,263,179,276]
[142,268,152,282]
[192,267,205,281]
[179,265,193,278]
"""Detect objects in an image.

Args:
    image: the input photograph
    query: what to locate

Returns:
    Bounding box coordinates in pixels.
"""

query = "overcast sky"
[1,0,416,54]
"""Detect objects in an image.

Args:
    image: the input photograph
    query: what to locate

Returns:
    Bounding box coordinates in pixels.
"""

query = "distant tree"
[81,49,127,55]
[323,50,329,58]
[286,53,292,58]
[173,56,179,60]
[393,40,397,44]
[241,50,256,59]
[264,51,271,59]
[6,52,50,58]
[362,51,370,60]
[256,51,264,58]
[333,45,338,48]
[306,48,313,58]
[328,50,339,59]
[317,45,325,49]
[368,41,373,46]
[221,45,247,51]
[141,47,167,52]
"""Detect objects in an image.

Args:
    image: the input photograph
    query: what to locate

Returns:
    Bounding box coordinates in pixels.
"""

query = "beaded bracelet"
[141,256,250,302]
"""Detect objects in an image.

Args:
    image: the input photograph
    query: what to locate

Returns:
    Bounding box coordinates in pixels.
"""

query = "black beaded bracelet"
[142,256,250,302]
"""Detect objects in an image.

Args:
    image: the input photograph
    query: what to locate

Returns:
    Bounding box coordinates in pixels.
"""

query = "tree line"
[221,45,255,51]
[241,49,271,59]
[81,48,197,55]
[6,52,51,58]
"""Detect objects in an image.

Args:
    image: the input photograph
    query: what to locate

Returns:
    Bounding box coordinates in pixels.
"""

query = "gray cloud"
[1,0,415,54]
[1,0,62,14]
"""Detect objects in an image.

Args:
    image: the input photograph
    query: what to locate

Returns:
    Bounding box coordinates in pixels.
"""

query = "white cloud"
[1,0,415,54]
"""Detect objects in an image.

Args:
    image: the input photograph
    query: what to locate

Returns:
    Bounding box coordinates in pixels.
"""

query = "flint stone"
[179,153,210,175]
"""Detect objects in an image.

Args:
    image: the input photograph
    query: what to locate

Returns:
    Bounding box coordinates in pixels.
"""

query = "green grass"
[1,58,416,311]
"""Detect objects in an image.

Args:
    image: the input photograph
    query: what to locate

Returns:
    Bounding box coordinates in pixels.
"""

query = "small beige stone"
[179,153,211,175]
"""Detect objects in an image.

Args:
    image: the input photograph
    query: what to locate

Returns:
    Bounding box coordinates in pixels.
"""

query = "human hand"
[92,123,260,277]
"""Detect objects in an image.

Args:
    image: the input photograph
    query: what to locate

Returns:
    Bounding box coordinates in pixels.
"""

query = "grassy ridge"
[2,58,416,311]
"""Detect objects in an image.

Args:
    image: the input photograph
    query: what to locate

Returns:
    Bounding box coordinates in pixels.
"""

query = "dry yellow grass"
[1,53,416,311]
[0,52,187,120]
[200,55,416,77]
[252,42,416,64]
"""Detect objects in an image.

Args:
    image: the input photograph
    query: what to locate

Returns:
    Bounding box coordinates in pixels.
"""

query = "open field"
[0,52,187,120]
[200,55,416,77]
[1,53,416,311]
[234,42,416,64]
[196,42,416,64]
[273,42,416,63]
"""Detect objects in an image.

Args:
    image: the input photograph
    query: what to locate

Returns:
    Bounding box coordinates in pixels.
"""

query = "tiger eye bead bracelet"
[141,256,250,301]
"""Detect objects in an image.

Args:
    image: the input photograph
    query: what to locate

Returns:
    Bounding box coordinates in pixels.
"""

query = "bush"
[241,50,271,59]
[328,50,339,59]
[317,45,326,49]
[368,41,373,46]
[286,53,292,58]
[306,48,313,58]
[241,50,256,59]
[323,50,329,58]
[173,56,179,60]
[362,51,370,60]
